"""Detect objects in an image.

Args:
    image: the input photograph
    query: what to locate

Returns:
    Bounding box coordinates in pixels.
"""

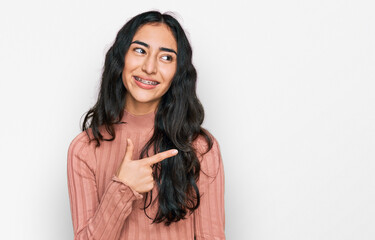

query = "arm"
[194,138,226,240]
[67,133,142,240]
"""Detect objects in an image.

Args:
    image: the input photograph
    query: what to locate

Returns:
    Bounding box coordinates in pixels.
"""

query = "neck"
[125,95,159,115]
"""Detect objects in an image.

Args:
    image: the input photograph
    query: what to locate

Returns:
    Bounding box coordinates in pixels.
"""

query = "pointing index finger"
[146,149,178,165]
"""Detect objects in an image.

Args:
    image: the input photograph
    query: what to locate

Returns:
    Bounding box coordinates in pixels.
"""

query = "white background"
[0,0,374,239]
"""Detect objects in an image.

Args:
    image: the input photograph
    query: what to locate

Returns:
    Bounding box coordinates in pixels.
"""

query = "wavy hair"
[82,11,213,225]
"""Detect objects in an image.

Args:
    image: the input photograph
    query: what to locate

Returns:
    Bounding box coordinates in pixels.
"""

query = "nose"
[141,55,157,75]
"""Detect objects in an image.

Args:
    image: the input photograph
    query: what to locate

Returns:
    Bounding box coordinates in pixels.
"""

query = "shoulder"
[193,130,223,176]
[68,130,93,157]
[67,130,97,171]
[193,130,221,156]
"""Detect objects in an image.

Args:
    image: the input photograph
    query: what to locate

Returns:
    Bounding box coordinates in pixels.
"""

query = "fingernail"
[172,149,178,154]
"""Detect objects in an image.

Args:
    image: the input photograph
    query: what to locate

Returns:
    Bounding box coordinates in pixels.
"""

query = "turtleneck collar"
[121,109,156,131]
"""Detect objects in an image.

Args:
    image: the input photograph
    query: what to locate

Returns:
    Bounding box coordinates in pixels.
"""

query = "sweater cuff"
[112,176,143,200]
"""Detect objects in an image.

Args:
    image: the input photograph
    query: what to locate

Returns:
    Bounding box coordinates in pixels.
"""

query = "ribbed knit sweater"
[67,110,225,240]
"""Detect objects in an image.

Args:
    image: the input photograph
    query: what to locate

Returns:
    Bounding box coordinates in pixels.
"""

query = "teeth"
[135,76,159,85]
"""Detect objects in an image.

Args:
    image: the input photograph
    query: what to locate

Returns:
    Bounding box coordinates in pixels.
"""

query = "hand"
[116,138,178,193]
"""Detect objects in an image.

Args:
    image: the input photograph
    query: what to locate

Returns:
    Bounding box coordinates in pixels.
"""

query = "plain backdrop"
[0,0,374,239]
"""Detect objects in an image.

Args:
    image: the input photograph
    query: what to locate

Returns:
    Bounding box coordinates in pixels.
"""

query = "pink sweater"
[67,110,225,240]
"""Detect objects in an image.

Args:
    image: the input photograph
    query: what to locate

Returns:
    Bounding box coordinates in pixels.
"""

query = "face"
[122,23,177,114]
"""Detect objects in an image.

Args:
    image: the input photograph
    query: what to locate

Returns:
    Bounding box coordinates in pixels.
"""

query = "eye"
[134,48,146,54]
[161,55,173,62]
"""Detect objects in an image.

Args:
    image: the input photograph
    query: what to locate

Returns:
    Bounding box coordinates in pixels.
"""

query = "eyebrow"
[131,40,177,55]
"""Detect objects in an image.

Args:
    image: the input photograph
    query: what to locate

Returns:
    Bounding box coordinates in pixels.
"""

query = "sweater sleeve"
[194,137,226,240]
[67,133,142,240]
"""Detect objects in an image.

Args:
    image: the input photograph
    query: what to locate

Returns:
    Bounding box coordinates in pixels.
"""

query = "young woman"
[67,11,225,240]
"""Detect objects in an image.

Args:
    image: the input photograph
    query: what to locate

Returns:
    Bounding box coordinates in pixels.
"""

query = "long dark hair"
[82,11,213,225]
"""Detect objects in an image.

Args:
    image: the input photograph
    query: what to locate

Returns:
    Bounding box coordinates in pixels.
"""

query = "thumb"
[124,138,134,161]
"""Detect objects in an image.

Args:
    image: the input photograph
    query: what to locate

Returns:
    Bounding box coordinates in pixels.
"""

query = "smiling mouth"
[134,76,159,86]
